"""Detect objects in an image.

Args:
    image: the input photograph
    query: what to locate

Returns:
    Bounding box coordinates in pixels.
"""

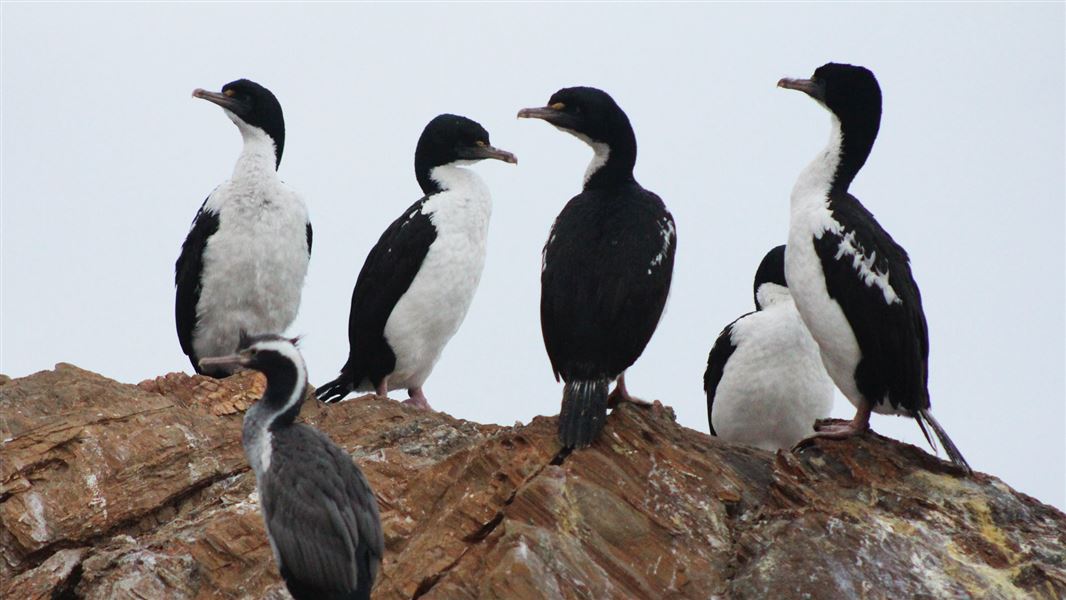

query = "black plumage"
[175,198,219,367]
[199,335,384,600]
[780,63,969,470]
[519,87,676,449]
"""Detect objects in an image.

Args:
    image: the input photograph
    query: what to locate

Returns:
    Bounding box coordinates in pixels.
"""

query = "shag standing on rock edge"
[175,79,312,377]
[200,334,384,600]
[519,87,676,449]
[778,63,970,471]
[316,115,516,409]
[705,245,834,451]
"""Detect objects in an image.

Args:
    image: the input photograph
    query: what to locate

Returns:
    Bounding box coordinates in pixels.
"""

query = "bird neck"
[246,360,307,433]
[418,161,480,195]
[581,130,637,190]
[232,120,283,181]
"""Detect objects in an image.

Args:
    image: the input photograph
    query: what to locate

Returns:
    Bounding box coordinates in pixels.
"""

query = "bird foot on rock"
[792,419,870,452]
[403,388,433,411]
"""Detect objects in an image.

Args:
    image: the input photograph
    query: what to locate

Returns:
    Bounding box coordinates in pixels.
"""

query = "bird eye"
[224,89,236,98]
[550,102,566,111]
[476,140,486,147]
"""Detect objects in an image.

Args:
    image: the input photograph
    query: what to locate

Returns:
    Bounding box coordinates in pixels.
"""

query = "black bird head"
[414,114,517,194]
[518,86,638,188]
[753,245,789,310]
[192,79,285,169]
[778,63,882,192]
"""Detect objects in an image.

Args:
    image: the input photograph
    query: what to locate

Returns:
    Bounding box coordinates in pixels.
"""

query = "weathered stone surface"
[1,365,1064,599]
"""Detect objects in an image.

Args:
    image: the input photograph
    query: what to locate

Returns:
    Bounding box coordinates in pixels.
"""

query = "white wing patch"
[828,224,901,305]
[649,218,675,271]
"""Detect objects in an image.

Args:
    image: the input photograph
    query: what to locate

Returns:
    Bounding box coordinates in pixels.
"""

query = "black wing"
[319,197,436,399]
[306,221,313,257]
[815,192,929,413]
[704,315,749,436]
[174,197,220,372]
[541,185,676,381]
[264,426,384,599]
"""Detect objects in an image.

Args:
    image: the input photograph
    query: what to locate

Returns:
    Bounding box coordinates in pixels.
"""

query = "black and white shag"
[316,114,516,410]
[175,79,311,377]
[705,245,834,451]
[779,63,969,470]
[519,87,676,449]
[200,334,383,600]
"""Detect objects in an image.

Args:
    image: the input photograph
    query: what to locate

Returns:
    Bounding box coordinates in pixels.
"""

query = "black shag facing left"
[200,335,384,599]
[519,87,676,449]
[779,63,969,471]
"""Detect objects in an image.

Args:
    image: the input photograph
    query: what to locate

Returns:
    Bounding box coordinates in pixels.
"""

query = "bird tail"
[559,379,609,449]
[315,373,354,404]
[916,408,971,473]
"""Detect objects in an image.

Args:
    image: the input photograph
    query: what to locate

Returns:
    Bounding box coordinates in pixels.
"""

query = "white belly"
[382,166,491,390]
[711,299,835,450]
[194,188,309,361]
[786,207,865,410]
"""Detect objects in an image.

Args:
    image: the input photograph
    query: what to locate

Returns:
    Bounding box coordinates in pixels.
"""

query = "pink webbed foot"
[792,405,872,452]
[606,373,653,409]
[403,387,433,411]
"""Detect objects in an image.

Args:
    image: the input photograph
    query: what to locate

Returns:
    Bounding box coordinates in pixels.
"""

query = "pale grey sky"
[3,3,1063,509]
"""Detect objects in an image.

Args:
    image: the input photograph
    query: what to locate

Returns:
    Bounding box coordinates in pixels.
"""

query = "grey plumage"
[200,334,383,600]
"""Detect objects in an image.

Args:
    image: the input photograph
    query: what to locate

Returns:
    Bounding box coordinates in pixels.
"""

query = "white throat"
[224,110,278,182]
[429,162,482,193]
[555,126,610,185]
[791,113,842,210]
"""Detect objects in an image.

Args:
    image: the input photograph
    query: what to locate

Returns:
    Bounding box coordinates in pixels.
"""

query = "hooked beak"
[192,88,242,111]
[198,353,249,371]
[462,144,518,164]
[516,106,561,121]
[777,77,825,101]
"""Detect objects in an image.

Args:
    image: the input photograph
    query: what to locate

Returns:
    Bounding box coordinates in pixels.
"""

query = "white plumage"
[379,163,491,392]
[711,283,835,450]
[193,125,310,364]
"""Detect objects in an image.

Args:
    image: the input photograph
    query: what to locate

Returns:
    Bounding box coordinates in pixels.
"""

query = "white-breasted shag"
[200,334,384,600]
[175,79,311,377]
[705,245,834,451]
[519,87,676,449]
[779,63,970,471]
[316,114,516,409]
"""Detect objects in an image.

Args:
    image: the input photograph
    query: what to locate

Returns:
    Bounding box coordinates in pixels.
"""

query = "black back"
[752,245,788,309]
[703,317,746,437]
[814,192,929,413]
[220,79,286,168]
[541,185,675,381]
[317,198,437,401]
[266,425,383,600]
[174,198,220,372]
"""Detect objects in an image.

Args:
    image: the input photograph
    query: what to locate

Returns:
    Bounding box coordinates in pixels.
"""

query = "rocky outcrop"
[2,364,1064,599]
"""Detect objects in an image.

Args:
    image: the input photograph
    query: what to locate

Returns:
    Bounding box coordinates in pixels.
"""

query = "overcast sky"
[2,3,1063,509]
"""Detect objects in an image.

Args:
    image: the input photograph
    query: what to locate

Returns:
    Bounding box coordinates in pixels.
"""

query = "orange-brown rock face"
[2,365,1064,599]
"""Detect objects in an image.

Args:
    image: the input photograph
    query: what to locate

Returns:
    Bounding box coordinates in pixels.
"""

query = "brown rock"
[1,365,1064,599]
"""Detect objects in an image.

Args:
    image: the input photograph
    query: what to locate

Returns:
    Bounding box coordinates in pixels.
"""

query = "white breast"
[383,164,492,390]
[711,297,835,450]
[193,131,309,362]
[784,115,865,410]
